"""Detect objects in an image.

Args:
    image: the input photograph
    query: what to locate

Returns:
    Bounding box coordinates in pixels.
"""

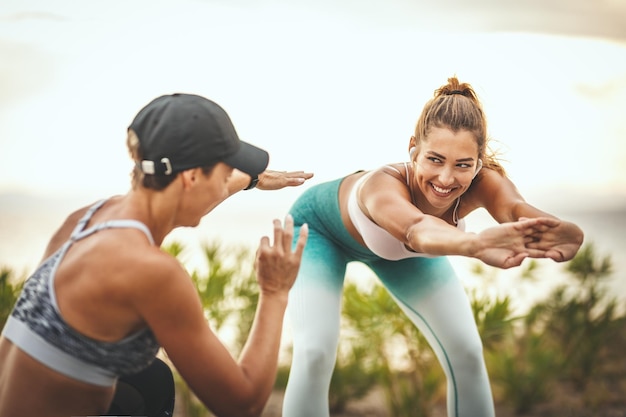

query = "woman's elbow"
[206,389,270,417]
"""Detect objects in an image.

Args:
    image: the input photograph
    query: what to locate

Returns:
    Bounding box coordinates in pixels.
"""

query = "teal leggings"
[283,178,495,417]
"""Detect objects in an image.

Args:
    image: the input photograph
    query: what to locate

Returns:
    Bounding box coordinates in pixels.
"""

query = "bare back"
[0,197,165,417]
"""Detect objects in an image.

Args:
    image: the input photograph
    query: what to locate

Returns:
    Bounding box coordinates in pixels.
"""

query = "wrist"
[465,232,482,258]
[244,175,259,190]
[258,290,290,309]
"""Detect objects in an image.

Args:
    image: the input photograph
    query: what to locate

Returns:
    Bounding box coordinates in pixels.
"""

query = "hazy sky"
[1,0,626,300]
[1,0,625,211]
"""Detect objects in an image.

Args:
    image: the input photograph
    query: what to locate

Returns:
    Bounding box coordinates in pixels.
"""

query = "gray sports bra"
[347,163,465,261]
[1,199,160,387]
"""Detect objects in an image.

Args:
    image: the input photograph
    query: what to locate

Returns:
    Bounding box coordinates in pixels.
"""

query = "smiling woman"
[281,76,584,417]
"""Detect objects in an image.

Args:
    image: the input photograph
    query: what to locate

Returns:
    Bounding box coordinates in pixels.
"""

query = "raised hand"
[257,170,314,190]
[255,215,308,296]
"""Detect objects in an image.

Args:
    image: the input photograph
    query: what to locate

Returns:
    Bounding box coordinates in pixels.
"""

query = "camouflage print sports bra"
[1,200,160,387]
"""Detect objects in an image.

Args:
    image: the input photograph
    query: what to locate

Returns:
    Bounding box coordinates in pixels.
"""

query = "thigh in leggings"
[283,227,349,417]
[369,256,495,417]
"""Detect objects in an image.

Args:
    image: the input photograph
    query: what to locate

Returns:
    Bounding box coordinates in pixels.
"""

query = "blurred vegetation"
[1,242,624,416]
[0,267,25,329]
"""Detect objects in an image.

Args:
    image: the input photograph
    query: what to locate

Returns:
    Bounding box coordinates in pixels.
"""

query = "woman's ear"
[179,168,200,189]
[408,136,417,159]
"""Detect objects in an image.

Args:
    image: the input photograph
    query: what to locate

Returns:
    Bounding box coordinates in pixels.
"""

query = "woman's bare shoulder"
[365,163,410,189]
[462,167,522,216]
[41,201,103,260]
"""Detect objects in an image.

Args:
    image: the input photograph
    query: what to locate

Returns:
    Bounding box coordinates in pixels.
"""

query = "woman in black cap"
[0,93,312,417]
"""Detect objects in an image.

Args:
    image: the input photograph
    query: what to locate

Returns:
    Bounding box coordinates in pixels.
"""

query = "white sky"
[1,0,625,211]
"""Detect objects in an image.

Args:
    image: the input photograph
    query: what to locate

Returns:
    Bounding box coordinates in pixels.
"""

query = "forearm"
[405,217,480,258]
[227,170,254,195]
[236,292,289,415]
[511,201,557,221]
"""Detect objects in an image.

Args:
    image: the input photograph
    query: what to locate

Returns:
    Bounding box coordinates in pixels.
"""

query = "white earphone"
[473,159,483,179]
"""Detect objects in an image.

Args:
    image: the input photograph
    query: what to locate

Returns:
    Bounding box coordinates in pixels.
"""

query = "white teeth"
[432,184,452,194]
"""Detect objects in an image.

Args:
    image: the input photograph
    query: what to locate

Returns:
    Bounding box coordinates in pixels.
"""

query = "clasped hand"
[521,217,584,263]
[476,217,583,269]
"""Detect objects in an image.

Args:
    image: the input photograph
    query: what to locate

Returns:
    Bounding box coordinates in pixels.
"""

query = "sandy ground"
[174,386,626,417]
[259,388,626,417]
[261,388,388,417]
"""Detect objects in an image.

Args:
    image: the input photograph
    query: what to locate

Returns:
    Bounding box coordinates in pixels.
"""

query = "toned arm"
[227,169,314,196]
[358,168,560,268]
[472,170,583,262]
[134,217,307,417]
[359,169,481,257]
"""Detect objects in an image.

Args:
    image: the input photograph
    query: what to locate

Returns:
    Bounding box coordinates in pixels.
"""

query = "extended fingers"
[284,216,309,258]
[281,214,295,252]
[284,171,314,187]
[293,223,308,257]
[515,218,561,242]
[271,214,307,255]
[272,218,284,252]
[512,218,540,231]
[286,171,314,179]
[257,235,270,254]
[512,220,544,242]
[258,170,314,190]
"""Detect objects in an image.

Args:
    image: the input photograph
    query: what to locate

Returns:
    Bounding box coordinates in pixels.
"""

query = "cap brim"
[223,141,269,178]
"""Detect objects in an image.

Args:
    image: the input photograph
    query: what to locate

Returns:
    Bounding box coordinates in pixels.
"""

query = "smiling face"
[412,127,480,213]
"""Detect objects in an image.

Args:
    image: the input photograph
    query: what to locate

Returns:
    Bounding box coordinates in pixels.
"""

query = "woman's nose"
[438,166,455,186]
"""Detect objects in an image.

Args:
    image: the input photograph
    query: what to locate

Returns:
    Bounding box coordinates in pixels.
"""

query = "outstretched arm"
[228,169,314,195]
[404,214,554,269]
[359,168,551,269]
[471,169,584,262]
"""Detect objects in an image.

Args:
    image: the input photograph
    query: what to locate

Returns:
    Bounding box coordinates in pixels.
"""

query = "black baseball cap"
[129,93,269,177]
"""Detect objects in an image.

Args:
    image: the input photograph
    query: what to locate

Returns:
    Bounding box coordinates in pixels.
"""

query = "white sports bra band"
[2,318,118,387]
